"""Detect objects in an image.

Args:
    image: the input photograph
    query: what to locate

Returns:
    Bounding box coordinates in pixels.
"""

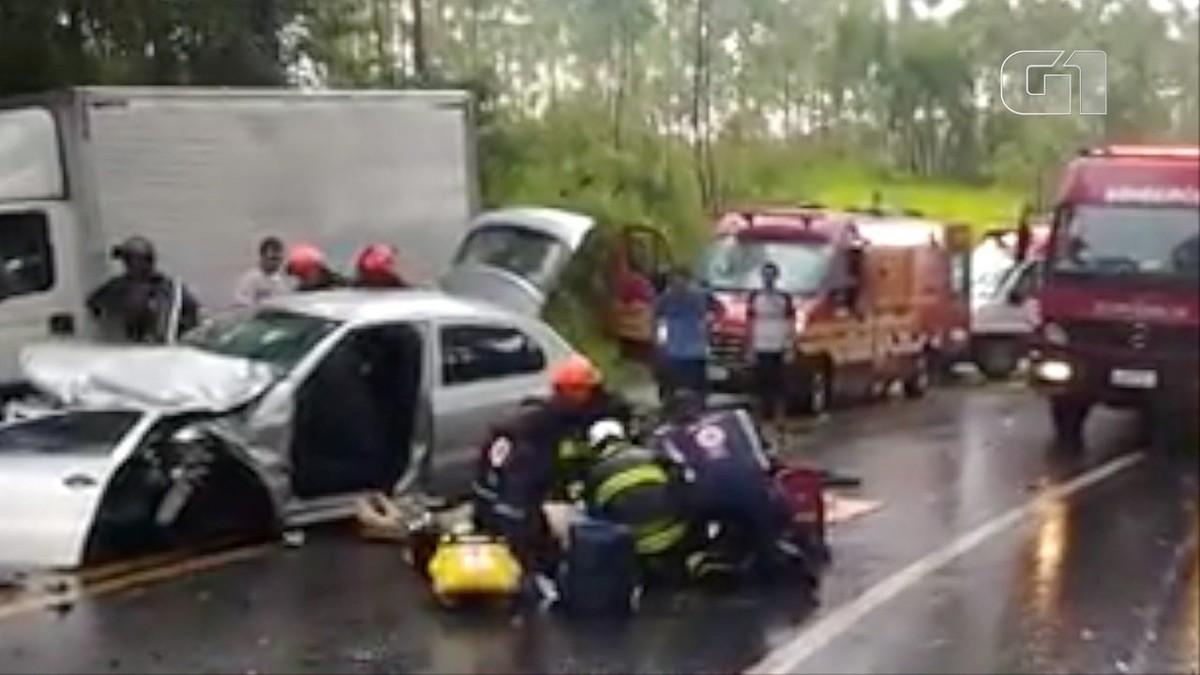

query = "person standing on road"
[745,262,796,444]
[86,236,201,344]
[233,236,294,307]
[653,267,722,406]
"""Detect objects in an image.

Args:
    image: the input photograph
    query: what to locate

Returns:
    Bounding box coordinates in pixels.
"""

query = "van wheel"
[902,353,931,399]
[974,338,1021,381]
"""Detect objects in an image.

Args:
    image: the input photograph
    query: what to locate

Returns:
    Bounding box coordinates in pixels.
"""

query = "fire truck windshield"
[699,236,833,294]
[1050,205,1199,283]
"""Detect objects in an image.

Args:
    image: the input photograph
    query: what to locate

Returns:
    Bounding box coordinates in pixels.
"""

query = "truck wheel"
[974,338,1020,381]
[902,353,931,399]
[1050,396,1090,451]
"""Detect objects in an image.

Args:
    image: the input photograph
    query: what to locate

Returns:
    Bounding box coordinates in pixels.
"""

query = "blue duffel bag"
[557,518,641,617]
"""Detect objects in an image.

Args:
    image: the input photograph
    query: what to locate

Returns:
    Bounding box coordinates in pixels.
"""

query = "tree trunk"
[411,0,428,84]
[690,0,711,209]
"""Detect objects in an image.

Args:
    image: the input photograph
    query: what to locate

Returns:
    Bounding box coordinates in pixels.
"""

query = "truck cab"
[1027,145,1200,448]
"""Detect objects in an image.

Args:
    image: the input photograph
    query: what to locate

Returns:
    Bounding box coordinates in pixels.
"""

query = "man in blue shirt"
[653,267,722,405]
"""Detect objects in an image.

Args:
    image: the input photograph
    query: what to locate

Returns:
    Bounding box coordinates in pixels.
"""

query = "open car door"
[438,207,596,316]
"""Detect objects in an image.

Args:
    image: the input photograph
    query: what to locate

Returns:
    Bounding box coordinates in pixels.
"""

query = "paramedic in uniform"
[652,391,815,586]
[470,356,635,574]
[745,261,797,440]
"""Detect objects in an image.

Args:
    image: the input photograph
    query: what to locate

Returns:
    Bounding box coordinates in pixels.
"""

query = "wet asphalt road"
[0,382,1196,674]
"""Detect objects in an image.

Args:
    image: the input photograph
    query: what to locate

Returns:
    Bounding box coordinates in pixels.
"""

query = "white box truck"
[0,86,479,387]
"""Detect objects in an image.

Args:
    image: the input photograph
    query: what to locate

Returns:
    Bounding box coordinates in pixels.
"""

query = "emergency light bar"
[1082,145,1200,159]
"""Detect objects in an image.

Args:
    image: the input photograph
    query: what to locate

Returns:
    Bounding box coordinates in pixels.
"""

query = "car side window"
[0,211,54,299]
[440,324,547,385]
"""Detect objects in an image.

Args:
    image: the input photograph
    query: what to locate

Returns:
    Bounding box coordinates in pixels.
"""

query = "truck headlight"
[1042,322,1068,346]
[1034,359,1072,383]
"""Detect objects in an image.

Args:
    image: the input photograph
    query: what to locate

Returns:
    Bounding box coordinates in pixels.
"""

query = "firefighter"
[577,418,692,584]
[353,244,410,288]
[287,243,345,291]
[651,390,815,586]
[470,355,635,574]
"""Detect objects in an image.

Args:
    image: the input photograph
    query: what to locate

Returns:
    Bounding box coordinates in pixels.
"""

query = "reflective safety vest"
[581,442,688,556]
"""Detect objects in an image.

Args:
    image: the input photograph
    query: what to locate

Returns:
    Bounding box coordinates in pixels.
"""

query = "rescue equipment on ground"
[556,518,641,617]
[426,522,523,605]
[772,464,830,564]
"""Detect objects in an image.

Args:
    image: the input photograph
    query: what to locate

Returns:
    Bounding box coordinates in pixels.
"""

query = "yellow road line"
[0,543,275,624]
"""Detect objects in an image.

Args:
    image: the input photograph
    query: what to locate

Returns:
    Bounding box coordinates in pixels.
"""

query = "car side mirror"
[1006,288,1025,305]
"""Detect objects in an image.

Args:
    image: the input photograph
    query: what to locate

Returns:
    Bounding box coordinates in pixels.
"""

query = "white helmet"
[587,418,628,449]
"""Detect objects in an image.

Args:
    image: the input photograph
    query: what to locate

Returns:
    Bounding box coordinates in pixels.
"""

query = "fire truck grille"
[1064,319,1199,357]
[708,332,744,362]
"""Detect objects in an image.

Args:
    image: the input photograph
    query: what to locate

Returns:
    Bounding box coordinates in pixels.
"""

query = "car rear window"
[0,411,141,455]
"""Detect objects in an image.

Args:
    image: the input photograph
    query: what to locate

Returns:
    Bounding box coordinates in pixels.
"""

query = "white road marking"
[745,451,1145,675]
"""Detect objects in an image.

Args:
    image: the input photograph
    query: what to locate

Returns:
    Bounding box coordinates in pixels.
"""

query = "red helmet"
[357,244,398,276]
[287,243,325,277]
[551,354,602,399]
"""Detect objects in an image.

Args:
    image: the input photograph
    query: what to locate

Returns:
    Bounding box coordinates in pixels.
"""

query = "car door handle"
[48,313,75,336]
[63,473,98,490]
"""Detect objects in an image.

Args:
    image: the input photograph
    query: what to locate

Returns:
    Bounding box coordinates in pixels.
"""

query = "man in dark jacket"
[471,355,634,573]
[86,236,200,343]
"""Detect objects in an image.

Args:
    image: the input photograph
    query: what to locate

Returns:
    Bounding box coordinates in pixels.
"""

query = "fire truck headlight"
[1034,360,1072,383]
[1042,322,1069,346]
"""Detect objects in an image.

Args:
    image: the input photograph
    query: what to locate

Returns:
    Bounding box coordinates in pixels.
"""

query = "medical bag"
[772,464,830,564]
[557,518,640,617]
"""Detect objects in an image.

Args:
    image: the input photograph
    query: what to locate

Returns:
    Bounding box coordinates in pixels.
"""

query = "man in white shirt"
[233,236,294,308]
[745,262,796,438]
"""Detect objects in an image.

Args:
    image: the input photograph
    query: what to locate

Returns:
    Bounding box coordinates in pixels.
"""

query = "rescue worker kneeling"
[469,356,635,583]
[652,391,817,587]
[575,419,691,585]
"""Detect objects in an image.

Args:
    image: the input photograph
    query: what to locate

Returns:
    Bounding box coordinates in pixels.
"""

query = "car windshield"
[699,236,833,294]
[1050,205,1199,282]
[180,309,340,371]
[0,411,141,456]
[454,224,571,290]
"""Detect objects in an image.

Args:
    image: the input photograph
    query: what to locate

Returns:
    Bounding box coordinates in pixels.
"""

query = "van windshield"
[699,236,833,294]
[181,309,339,371]
[1050,205,1199,283]
[453,224,571,290]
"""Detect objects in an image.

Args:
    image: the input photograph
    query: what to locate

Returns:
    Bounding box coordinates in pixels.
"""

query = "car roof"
[261,289,523,325]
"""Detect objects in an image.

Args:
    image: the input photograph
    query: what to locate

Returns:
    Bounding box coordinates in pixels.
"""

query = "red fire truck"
[1026,145,1200,449]
[700,207,955,413]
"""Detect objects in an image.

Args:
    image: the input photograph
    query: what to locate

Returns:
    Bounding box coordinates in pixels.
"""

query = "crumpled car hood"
[19,341,278,413]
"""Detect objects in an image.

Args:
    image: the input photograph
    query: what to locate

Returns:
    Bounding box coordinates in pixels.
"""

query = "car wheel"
[974,338,1022,381]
